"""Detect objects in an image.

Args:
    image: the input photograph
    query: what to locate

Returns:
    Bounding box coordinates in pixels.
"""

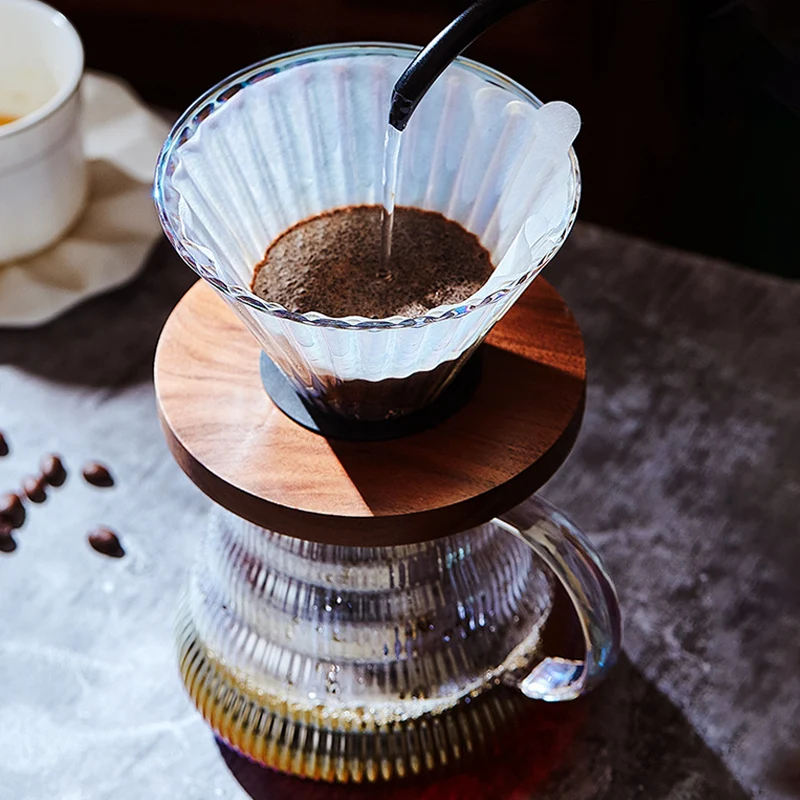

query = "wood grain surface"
[154,279,585,545]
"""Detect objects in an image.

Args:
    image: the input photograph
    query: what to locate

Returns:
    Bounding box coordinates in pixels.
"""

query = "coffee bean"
[0,431,8,457]
[0,493,25,529]
[87,527,124,558]
[22,475,47,504]
[82,462,114,488]
[41,454,66,487]
[0,524,16,553]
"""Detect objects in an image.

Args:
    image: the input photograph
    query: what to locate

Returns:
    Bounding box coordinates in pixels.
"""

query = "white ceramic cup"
[0,0,86,263]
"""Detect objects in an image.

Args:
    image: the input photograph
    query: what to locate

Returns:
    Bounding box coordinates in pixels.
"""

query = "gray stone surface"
[0,225,797,799]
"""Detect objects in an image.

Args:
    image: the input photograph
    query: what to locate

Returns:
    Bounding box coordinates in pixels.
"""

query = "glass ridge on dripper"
[154,43,581,421]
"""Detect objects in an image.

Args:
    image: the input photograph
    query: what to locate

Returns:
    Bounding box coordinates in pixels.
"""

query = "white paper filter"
[157,45,580,419]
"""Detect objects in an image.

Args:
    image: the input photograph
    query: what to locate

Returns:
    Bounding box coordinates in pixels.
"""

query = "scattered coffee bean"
[82,462,114,488]
[0,431,8,457]
[41,454,66,487]
[0,493,25,529]
[22,475,47,503]
[87,527,124,558]
[0,524,16,553]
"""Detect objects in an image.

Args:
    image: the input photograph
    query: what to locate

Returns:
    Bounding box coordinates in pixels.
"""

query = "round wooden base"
[154,279,585,546]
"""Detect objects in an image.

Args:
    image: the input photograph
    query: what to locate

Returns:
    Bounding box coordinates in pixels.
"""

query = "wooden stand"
[154,279,585,546]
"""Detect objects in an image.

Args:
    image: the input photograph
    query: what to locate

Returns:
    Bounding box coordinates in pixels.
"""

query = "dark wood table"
[0,223,797,799]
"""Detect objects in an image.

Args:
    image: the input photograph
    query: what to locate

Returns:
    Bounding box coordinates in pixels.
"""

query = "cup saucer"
[0,71,170,328]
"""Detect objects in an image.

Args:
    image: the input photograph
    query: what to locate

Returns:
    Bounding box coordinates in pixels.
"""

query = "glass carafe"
[179,496,619,782]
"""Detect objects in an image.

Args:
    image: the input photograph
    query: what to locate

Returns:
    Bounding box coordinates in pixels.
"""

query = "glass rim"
[154,41,581,331]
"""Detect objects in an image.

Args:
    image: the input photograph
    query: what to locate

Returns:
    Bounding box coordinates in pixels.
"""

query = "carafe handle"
[496,496,622,701]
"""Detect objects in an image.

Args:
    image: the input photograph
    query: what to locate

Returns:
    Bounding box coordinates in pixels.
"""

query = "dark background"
[53,0,800,278]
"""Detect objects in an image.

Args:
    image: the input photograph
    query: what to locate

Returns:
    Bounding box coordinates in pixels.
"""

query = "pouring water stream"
[377,0,535,275]
[378,125,402,273]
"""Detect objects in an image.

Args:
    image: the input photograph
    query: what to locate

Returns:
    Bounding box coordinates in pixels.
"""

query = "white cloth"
[0,71,170,327]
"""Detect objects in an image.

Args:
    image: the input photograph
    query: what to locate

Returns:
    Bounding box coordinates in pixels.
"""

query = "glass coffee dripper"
[155,43,580,422]
[154,43,620,783]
